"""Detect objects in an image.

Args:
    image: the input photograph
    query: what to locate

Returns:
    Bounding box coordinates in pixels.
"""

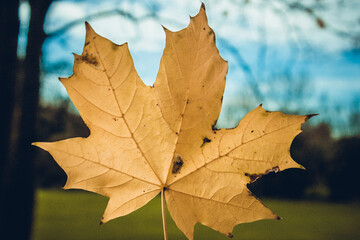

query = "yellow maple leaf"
[33,4,314,240]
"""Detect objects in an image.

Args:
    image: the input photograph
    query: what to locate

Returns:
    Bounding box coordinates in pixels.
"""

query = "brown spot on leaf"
[228,233,234,238]
[81,53,98,66]
[265,166,280,174]
[207,28,216,42]
[111,43,118,50]
[246,166,280,183]
[212,120,218,131]
[84,41,90,46]
[201,137,211,147]
[245,173,262,183]
[172,154,184,174]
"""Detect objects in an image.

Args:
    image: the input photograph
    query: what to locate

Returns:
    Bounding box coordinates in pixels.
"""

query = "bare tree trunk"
[0,0,19,188]
[0,0,52,239]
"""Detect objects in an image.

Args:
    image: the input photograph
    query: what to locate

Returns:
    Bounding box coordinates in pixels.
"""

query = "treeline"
[249,123,360,202]
[34,103,360,202]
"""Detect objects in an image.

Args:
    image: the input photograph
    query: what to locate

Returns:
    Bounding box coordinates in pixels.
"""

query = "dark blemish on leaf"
[180,113,184,117]
[266,110,271,113]
[245,172,262,183]
[84,41,90,46]
[199,106,203,110]
[259,103,263,107]
[113,117,118,121]
[80,53,98,66]
[228,233,234,238]
[246,166,280,183]
[163,187,167,191]
[111,43,118,50]
[202,85,205,88]
[251,130,254,133]
[172,154,184,174]
[201,137,211,147]
[186,99,189,104]
[265,166,280,174]
[207,28,216,42]
[221,96,223,103]
[203,27,206,30]
[99,217,104,226]
[212,120,218,131]
[175,132,178,135]
[143,124,146,127]
[277,216,282,220]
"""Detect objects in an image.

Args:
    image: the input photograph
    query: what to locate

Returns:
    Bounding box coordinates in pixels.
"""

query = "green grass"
[32,189,360,240]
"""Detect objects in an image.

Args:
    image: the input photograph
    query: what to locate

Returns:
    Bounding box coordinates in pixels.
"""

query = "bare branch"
[46,9,156,38]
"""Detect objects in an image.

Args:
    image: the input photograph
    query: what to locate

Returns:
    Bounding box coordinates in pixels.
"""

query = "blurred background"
[1,0,359,239]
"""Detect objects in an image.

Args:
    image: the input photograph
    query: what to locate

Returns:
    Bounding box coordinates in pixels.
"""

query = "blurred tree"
[0,0,52,239]
[0,0,19,189]
[328,136,360,201]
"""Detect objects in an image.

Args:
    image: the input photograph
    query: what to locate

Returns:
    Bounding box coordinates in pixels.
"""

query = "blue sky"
[19,0,360,136]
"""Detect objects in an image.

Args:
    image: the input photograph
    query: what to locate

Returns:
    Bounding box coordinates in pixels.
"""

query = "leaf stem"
[161,188,168,240]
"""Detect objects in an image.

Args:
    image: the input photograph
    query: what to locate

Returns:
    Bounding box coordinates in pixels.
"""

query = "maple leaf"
[33,4,314,240]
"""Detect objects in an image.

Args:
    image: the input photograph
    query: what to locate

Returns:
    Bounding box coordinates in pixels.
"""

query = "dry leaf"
[33,4,314,239]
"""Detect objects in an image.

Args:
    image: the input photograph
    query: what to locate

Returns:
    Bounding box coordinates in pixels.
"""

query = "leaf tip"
[305,114,318,121]
[85,21,93,31]
[99,217,105,226]
[298,164,306,170]
[31,142,46,149]
[200,2,206,11]
[276,215,282,220]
